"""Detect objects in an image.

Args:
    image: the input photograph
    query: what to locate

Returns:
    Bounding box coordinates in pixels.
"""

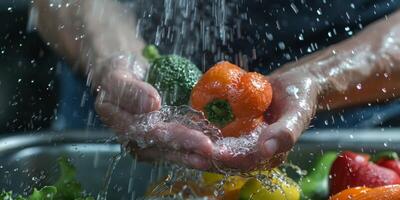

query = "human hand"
[93,54,213,170]
[212,69,319,171]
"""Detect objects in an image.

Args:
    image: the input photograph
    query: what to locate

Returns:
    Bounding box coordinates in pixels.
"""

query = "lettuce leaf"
[0,156,94,200]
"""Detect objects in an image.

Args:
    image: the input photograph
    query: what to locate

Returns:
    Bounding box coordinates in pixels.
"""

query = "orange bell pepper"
[191,61,272,137]
[330,185,400,200]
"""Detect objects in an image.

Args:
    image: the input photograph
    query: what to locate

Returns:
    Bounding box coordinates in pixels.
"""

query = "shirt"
[131,0,400,73]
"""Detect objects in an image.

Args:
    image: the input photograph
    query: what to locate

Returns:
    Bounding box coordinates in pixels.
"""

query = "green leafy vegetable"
[0,156,94,200]
[28,186,57,200]
[144,45,202,106]
[0,190,25,200]
[53,157,85,200]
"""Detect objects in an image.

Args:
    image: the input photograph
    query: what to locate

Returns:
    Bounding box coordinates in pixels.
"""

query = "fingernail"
[263,139,278,158]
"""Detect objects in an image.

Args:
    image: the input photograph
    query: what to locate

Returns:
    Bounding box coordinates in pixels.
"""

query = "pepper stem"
[204,99,235,127]
[142,45,161,62]
[372,151,399,162]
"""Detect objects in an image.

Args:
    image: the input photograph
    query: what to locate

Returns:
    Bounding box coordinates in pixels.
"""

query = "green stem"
[142,45,161,62]
[372,151,399,162]
[204,99,235,127]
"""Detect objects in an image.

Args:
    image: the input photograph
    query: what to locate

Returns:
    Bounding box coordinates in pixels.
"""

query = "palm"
[210,70,319,171]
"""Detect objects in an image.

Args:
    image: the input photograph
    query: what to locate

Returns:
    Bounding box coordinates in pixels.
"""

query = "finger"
[257,108,313,159]
[213,151,260,171]
[259,78,317,159]
[95,101,136,133]
[99,69,161,114]
[212,148,287,172]
[136,148,211,170]
[95,102,213,157]
[146,123,214,157]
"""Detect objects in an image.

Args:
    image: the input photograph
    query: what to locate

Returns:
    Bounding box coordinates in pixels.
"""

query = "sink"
[0,129,399,199]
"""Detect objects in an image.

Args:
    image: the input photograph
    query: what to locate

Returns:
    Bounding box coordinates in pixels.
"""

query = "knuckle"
[279,127,297,150]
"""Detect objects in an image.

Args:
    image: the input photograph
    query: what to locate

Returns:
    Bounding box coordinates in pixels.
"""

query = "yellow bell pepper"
[239,169,300,200]
[202,169,300,200]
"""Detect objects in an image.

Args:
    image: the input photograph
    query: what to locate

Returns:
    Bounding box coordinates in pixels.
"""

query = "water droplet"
[298,34,304,41]
[382,88,387,93]
[290,3,299,14]
[316,8,322,15]
[266,33,273,41]
[278,42,285,50]
[356,83,362,90]
[384,73,389,78]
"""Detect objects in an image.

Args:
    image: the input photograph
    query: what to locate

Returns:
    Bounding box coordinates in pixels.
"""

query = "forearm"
[33,0,147,81]
[277,10,400,110]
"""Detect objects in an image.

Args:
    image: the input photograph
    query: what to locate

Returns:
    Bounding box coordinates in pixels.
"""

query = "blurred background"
[0,1,102,134]
[0,0,59,133]
[1,0,399,135]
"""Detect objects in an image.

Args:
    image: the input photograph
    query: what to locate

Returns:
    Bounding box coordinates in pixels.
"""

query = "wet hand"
[94,55,213,170]
[213,70,319,171]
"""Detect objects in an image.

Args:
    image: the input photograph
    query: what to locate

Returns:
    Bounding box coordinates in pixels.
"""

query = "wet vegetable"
[202,172,247,200]
[239,170,300,200]
[0,190,25,200]
[374,151,400,176]
[202,172,247,190]
[191,61,272,137]
[329,151,400,196]
[147,169,297,200]
[299,152,337,200]
[0,156,94,200]
[143,45,202,106]
[27,187,57,200]
[329,185,400,200]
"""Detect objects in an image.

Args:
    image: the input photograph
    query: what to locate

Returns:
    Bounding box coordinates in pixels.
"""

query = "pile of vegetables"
[146,169,300,200]
[0,157,93,200]
[299,151,400,200]
[143,45,400,199]
[144,45,273,137]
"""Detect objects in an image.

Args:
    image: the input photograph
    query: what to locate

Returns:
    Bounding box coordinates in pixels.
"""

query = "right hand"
[93,54,213,170]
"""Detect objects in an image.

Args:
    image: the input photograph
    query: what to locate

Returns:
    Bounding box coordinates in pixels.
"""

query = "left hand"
[212,69,319,171]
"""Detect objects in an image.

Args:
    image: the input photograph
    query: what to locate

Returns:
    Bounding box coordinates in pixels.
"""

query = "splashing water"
[118,105,286,173]
[108,105,304,199]
[124,105,221,149]
[96,153,122,200]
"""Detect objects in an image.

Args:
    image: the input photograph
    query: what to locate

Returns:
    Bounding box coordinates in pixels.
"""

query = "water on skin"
[31,0,399,199]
